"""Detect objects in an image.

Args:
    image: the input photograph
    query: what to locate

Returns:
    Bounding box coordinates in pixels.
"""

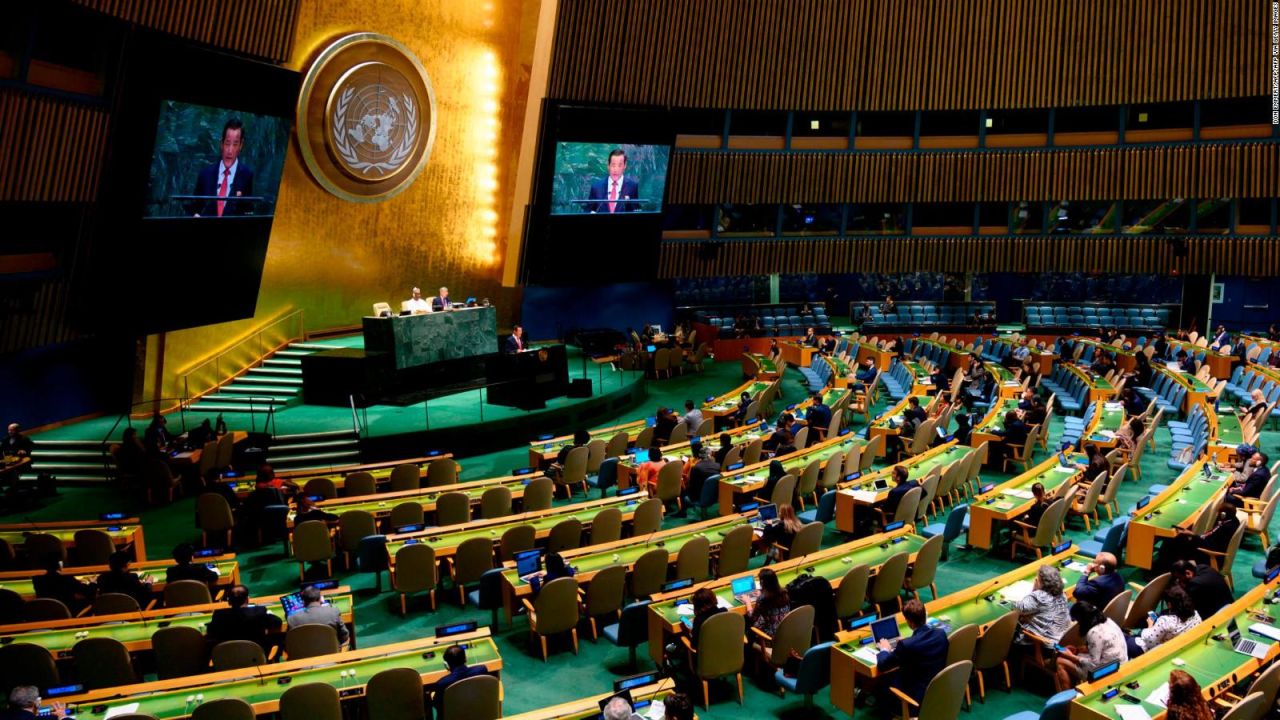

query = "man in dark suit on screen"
[586,148,640,213]
[503,325,525,353]
[192,118,255,217]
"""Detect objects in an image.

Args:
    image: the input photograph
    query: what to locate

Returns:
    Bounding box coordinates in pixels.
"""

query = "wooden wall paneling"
[74,0,299,63]
[0,91,109,203]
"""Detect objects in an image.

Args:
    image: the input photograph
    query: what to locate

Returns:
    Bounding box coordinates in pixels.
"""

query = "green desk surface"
[1070,365,1114,391]
[985,363,1016,383]
[650,534,928,625]
[620,431,766,470]
[705,381,773,412]
[1167,363,1213,392]
[902,361,929,379]
[0,559,237,598]
[842,444,972,491]
[978,455,1084,511]
[501,517,750,586]
[871,395,927,430]
[826,355,852,375]
[720,436,863,488]
[534,420,645,456]
[1132,465,1231,531]
[385,497,637,556]
[1085,404,1126,443]
[0,525,139,545]
[976,399,1022,433]
[312,476,532,517]
[70,635,500,719]
[787,389,847,424]
[835,553,1089,666]
[1072,589,1280,719]
[0,594,354,654]
[1217,415,1245,446]
[748,354,779,374]
[1079,339,1135,358]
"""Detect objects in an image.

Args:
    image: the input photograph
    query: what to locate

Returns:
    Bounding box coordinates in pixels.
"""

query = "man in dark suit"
[805,393,833,446]
[1,686,73,720]
[96,551,153,607]
[503,325,525,354]
[881,465,919,518]
[1171,559,1233,619]
[1228,451,1270,500]
[32,558,95,615]
[586,149,640,213]
[430,644,489,715]
[876,599,948,708]
[165,543,218,585]
[1017,483,1052,528]
[1,423,34,457]
[1072,552,1124,608]
[1156,496,1242,572]
[192,118,255,217]
[207,584,281,649]
[431,287,452,312]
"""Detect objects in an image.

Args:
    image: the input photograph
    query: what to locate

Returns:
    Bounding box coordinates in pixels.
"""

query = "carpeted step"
[187,403,281,414]
[269,439,359,453]
[287,342,343,352]
[226,376,301,386]
[269,450,361,467]
[263,358,303,368]
[273,429,357,442]
[247,367,303,377]
[218,386,298,398]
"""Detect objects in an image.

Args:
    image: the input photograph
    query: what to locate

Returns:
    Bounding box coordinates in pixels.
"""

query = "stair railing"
[177,308,306,408]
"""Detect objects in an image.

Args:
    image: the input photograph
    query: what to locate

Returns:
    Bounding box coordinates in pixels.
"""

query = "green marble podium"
[362,307,498,369]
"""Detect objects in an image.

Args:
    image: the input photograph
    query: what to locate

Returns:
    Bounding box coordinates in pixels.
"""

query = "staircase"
[267,429,361,472]
[188,341,337,414]
[26,439,112,483]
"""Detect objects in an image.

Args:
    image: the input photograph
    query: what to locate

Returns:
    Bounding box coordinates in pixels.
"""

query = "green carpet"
[6,359,1272,719]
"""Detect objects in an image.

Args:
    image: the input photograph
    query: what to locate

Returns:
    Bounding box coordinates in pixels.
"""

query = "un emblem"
[297,34,436,202]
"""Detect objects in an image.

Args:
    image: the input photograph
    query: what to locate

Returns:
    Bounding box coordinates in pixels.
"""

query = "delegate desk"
[0,556,239,600]
[969,398,1022,449]
[222,454,455,497]
[854,342,894,372]
[362,306,498,369]
[1066,364,1118,403]
[967,454,1085,550]
[507,682,675,720]
[780,341,818,368]
[1077,340,1137,374]
[499,514,753,623]
[646,526,928,665]
[984,362,1025,399]
[60,629,500,720]
[1167,338,1235,380]
[616,421,765,489]
[834,442,975,534]
[716,433,863,515]
[0,587,354,657]
[743,353,781,380]
[165,431,247,468]
[823,354,855,388]
[384,495,643,566]
[292,470,543,529]
[900,360,935,395]
[529,421,646,467]
[1070,577,1280,720]
[1208,409,1247,465]
[1080,401,1127,451]
[829,544,1085,715]
[702,379,776,424]
[913,338,970,371]
[867,394,932,454]
[0,518,147,562]
[1124,459,1233,570]
[1158,366,1216,414]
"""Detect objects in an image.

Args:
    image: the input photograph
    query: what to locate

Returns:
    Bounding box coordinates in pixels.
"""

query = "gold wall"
[142,0,542,403]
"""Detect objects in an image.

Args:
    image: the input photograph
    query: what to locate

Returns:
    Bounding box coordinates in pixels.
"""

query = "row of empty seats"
[1025,303,1172,329]
[1133,370,1189,418]
[1038,366,1093,414]
[878,360,919,402]
[860,302,994,328]
[903,338,952,369]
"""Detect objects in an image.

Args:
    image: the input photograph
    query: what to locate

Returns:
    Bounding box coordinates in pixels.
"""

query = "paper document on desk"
[1054,466,1077,473]
[849,490,878,503]
[1005,488,1034,500]
[1144,683,1169,708]
[1116,705,1152,720]
[105,706,142,720]
[717,597,734,610]
[853,645,880,665]
[1064,560,1090,573]
[1105,402,1124,411]
[999,579,1035,604]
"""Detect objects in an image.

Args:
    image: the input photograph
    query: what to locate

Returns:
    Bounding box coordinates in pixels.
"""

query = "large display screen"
[549,142,670,215]
[144,100,291,218]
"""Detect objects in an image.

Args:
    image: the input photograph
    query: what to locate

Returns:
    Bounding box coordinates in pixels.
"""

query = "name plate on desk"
[363,307,498,369]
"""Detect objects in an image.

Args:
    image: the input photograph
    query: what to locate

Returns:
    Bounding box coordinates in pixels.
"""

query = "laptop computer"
[751,503,778,528]
[872,478,890,491]
[1229,618,1271,658]
[515,549,543,583]
[871,616,902,648]
[731,575,761,604]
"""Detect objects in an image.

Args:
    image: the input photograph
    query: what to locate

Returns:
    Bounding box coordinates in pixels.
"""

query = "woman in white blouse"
[1126,585,1200,658]
[1055,600,1128,690]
